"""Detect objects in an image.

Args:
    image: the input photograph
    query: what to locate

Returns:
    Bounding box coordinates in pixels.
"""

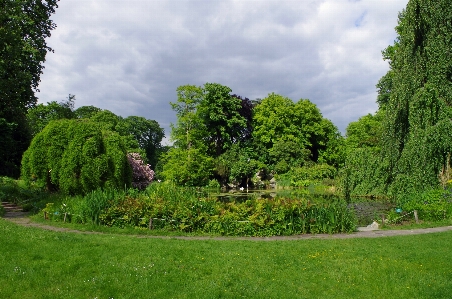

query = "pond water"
[208,188,395,226]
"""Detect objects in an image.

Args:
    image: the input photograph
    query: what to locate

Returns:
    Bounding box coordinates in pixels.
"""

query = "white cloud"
[38,0,408,139]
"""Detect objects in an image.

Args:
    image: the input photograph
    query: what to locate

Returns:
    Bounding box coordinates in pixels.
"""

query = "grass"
[1,218,452,298]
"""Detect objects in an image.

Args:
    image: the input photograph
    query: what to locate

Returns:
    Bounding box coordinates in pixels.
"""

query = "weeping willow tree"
[344,0,452,199]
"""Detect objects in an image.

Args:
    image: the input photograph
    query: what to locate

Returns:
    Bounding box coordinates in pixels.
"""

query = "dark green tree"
[27,95,76,137]
[74,105,102,119]
[0,0,59,177]
[116,116,165,168]
[199,83,247,156]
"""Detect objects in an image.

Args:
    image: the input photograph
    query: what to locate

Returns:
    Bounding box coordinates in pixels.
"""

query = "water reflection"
[208,188,394,226]
[209,188,337,203]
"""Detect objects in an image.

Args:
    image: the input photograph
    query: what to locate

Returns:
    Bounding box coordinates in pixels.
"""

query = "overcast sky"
[37,0,408,142]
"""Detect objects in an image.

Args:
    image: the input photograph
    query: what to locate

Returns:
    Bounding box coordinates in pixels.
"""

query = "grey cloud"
[38,0,409,141]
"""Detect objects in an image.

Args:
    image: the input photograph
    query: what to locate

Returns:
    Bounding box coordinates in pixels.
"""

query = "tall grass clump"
[397,188,452,221]
[99,183,356,236]
[37,183,357,236]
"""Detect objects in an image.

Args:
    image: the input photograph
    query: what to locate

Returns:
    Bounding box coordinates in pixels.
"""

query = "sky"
[37,0,408,143]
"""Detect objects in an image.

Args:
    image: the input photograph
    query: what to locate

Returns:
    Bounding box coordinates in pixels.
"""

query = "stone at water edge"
[357,221,380,232]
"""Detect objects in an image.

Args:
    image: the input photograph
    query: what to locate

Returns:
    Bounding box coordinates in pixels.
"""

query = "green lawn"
[1,218,451,299]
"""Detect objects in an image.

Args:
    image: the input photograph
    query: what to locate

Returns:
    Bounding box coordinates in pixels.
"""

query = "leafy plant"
[21,119,132,195]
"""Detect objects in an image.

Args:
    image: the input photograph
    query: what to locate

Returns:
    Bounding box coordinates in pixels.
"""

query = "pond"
[208,188,395,226]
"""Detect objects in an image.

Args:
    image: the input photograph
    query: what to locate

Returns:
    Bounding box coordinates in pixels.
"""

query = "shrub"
[127,153,154,190]
[97,184,356,236]
[278,164,337,187]
[21,119,132,195]
[400,189,452,221]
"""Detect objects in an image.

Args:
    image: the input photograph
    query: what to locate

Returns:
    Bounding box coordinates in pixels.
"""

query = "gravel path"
[3,201,452,241]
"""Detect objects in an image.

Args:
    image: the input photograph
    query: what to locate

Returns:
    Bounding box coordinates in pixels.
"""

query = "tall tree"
[253,93,340,169]
[198,83,247,156]
[27,94,76,137]
[344,0,452,198]
[116,116,164,168]
[381,0,452,197]
[0,0,59,177]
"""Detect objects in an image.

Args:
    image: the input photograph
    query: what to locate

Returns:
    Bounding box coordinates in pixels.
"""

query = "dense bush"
[21,119,131,195]
[277,164,337,188]
[48,184,357,236]
[398,189,452,222]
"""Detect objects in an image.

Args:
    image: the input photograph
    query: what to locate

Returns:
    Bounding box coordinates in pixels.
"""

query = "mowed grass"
[1,219,452,299]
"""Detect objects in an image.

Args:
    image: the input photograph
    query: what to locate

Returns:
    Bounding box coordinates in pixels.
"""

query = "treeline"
[20,88,345,191]
[161,84,343,188]
[3,0,452,201]
[20,96,164,194]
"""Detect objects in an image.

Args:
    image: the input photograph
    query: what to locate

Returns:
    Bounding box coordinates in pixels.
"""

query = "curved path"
[3,202,452,241]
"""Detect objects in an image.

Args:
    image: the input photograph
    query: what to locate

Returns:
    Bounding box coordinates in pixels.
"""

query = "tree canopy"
[162,84,342,187]
[0,0,59,177]
[343,0,452,198]
[21,119,132,195]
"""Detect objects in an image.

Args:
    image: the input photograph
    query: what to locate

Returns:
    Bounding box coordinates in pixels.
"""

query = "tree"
[21,119,132,195]
[27,95,76,137]
[344,0,452,198]
[170,85,205,149]
[345,111,383,152]
[161,146,215,187]
[116,116,165,168]
[252,93,340,170]
[0,0,59,177]
[198,83,247,156]
[74,105,102,119]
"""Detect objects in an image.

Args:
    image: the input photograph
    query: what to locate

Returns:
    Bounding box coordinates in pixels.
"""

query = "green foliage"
[345,0,452,199]
[166,86,342,187]
[253,93,344,169]
[165,84,253,186]
[170,85,205,149]
[206,179,221,189]
[339,148,387,197]
[38,184,356,236]
[26,95,76,137]
[345,111,383,152]
[199,83,247,156]
[399,188,452,221]
[340,111,386,197]
[0,117,30,178]
[0,1,58,177]
[115,116,164,167]
[89,110,120,131]
[21,119,131,195]
[74,105,102,119]
[215,143,263,186]
[278,164,337,188]
[161,146,215,187]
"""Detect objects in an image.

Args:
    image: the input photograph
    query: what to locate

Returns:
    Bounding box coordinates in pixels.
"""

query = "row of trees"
[5,0,451,200]
[160,84,344,187]
[21,97,164,194]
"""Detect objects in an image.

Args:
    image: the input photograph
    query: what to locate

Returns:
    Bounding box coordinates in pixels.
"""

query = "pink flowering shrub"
[127,153,155,189]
